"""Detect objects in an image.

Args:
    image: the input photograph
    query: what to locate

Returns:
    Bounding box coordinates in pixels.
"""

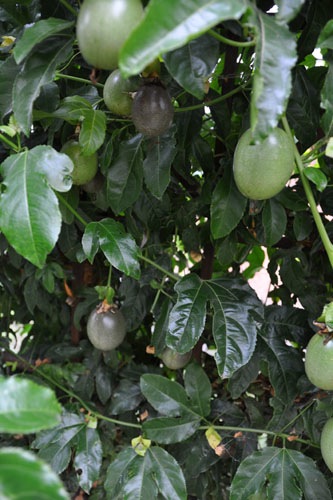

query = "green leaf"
[104,448,140,500]
[120,0,248,76]
[183,363,211,417]
[122,452,158,499]
[317,19,333,50]
[0,377,61,433]
[109,380,143,414]
[230,447,331,500]
[142,415,200,444]
[140,374,198,418]
[293,211,313,241]
[0,55,20,120]
[166,274,208,354]
[74,427,102,494]
[164,34,219,99]
[82,218,141,279]
[147,446,187,500]
[13,18,74,64]
[211,167,247,239]
[261,198,287,246]
[251,10,297,138]
[303,166,328,192]
[0,448,69,500]
[0,146,73,267]
[33,412,85,474]
[320,58,333,136]
[143,132,177,199]
[275,0,306,23]
[13,38,73,135]
[205,279,262,378]
[107,135,143,214]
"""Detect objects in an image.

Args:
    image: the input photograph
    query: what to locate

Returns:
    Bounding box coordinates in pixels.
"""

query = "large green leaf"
[142,415,200,444]
[0,146,73,267]
[82,218,141,279]
[261,198,287,246]
[0,448,69,500]
[140,374,200,418]
[109,380,143,414]
[210,167,247,239]
[120,0,248,76]
[0,55,20,120]
[205,279,262,378]
[183,363,211,417]
[107,135,143,214]
[147,447,187,500]
[143,132,177,199]
[229,447,331,500]
[13,18,74,64]
[105,448,141,500]
[122,452,158,500]
[13,38,73,135]
[0,377,61,433]
[164,34,219,99]
[74,427,103,494]
[250,10,297,138]
[32,412,85,474]
[166,274,208,353]
[275,0,306,23]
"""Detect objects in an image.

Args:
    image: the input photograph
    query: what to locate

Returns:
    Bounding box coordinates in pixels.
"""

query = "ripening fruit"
[132,83,174,137]
[160,347,192,370]
[233,128,294,200]
[103,69,139,116]
[87,305,126,351]
[76,0,144,70]
[320,418,333,471]
[304,333,333,390]
[61,140,98,186]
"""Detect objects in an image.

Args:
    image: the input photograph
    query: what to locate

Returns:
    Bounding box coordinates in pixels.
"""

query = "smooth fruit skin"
[321,418,333,471]
[233,128,294,200]
[132,83,174,137]
[76,0,143,70]
[304,334,333,390]
[61,140,98,186]
[103,69,139,116]
[87,307,126,351]
[160,347,192,370]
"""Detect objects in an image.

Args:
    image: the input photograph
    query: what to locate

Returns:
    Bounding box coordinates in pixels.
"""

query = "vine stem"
[59,0,77,16]
[282,116,333,268]
[55,72,104,89]
[174,84,248,113]
[0,133,20,153]
[139,254,179,281]
[208,29,256,48]
[56,193,88,227]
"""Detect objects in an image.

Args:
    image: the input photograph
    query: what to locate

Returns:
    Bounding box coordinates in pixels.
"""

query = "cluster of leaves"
[1,0,333,498]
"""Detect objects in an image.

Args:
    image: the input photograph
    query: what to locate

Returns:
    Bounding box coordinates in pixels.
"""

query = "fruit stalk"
[282,116,333,269]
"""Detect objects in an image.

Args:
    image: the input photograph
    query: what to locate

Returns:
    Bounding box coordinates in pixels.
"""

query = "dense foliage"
[1,0,333,498]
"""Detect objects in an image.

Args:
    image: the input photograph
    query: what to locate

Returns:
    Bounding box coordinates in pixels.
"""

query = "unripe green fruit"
[304,334,333,390]
[321,418,333,471]
[61,140,98,186]
[103,69,139,116]
[160,347,192,370]
[233,128,294,200]
[132,83,174,137]
[87,306,126,351]
[76,0,143,70]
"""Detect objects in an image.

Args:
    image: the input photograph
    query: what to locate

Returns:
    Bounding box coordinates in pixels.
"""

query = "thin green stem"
[59,0,77,16]
[0,133,20,152]
[175,84,248,113]
[282,116,333,269]
[139,254,179,282]
[55,72,104,89]
[279,399,316,435]
[199,424,319,449]
[56,193,88,227]
[209,29,256,47]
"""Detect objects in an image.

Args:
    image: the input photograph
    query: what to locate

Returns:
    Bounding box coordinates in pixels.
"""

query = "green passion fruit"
[233,128,294,200]
[61,140,98,186]
[76,0,143,70]
[160,347,192,370]
[321,418,333,471]
[304,333,333,390]
[87,304,126,351]
[103,69,140,116]
[132,83,174,137]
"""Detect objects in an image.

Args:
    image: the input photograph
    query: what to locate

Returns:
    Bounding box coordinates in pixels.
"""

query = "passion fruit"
[87,303,126,351]
[321,418,333,471]
[233,128,294,200]
[132,83,174,137]
[304,333,333,390]
[160,347,192,370]
[60,140,98,186]
[103,69,139,116]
